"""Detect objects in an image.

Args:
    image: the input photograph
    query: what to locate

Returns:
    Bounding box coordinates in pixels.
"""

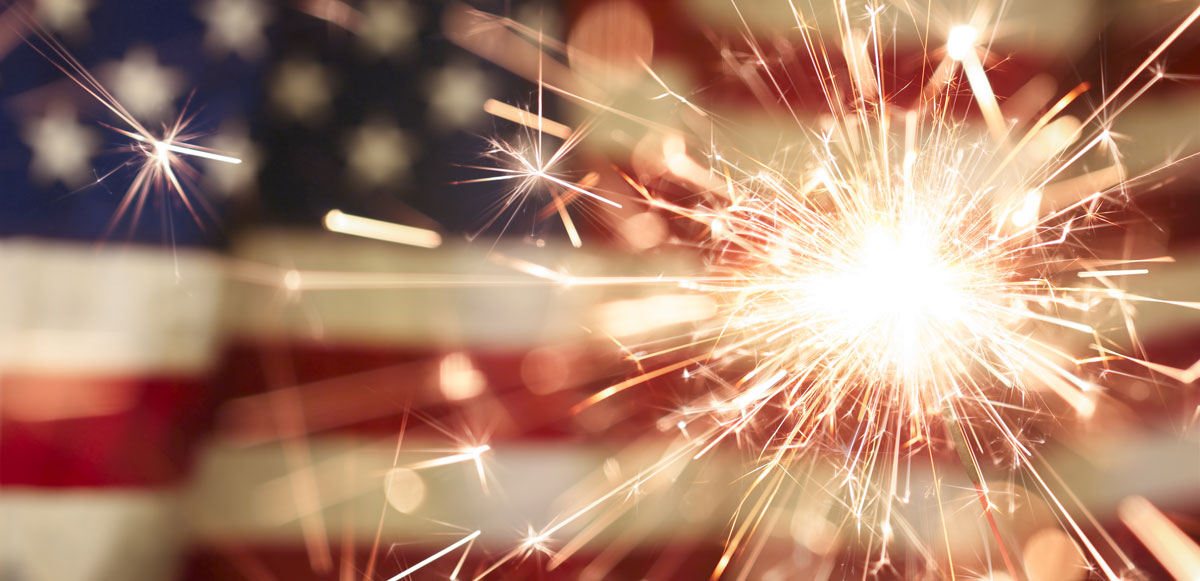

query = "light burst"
[437,1,1200,579]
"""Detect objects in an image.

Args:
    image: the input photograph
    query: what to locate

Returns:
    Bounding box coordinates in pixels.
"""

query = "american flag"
[1,1,1199,580]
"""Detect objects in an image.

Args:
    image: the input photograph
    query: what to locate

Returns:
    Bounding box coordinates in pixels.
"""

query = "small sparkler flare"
[8,3,242,238]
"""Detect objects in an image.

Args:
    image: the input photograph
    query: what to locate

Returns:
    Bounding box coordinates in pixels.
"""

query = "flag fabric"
[1,1,1199,580]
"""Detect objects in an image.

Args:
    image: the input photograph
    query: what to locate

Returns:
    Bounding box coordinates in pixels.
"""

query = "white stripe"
[0,240,222,375]
[0,489,181,581]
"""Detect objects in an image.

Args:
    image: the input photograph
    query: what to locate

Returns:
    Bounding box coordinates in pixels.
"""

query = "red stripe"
[1,375,213,487]
[212,339,627,443]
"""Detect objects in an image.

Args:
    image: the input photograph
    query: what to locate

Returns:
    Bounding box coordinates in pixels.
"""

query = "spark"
[483,98,572,139]
[386,530,482,581]
[406,444,491,471]
[521,530,553,554]
[1076,269,1149,279]
[457,115,616,247]
[945,24,1006,141]
[125,131,244,165]
[323,209,443,249]
[451,12,627,247]
[1118,496,1200,581]
[402,440,492,496]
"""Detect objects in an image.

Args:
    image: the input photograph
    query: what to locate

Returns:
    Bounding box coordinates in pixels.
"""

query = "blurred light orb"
[620,211,668,249]
[1023,528,1086,581]
[383,467,426,513]
[439,351,486,400]
[567,0,654,90]
[521,346,571,395]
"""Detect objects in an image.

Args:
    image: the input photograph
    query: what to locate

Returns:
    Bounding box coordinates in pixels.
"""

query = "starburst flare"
[444,1,1200,578]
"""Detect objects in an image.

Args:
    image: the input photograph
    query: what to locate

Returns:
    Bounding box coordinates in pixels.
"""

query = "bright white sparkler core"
[946,25,980,61]
[152,140,170,164]
[806,225,970,377]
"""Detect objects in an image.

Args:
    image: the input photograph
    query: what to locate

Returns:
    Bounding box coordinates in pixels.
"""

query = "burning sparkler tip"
[946,25,980,61]
[152,140,169,163]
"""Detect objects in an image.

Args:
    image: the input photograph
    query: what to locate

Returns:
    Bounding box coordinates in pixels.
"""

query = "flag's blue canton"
[0,0,557,247]
[256,0,554,239]
[0,0,261,247]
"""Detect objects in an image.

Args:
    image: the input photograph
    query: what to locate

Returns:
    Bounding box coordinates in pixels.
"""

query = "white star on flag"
[34,0,93,36]
[22,103,100,188]
[270,59,335,123]
[425,62,490,130]
[358,0,417,59]
[196,0,272,61]
[344,120,411,188]
[103,47,184,121]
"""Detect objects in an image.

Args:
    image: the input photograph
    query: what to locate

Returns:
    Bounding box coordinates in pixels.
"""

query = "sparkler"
[437,1,1200,579]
